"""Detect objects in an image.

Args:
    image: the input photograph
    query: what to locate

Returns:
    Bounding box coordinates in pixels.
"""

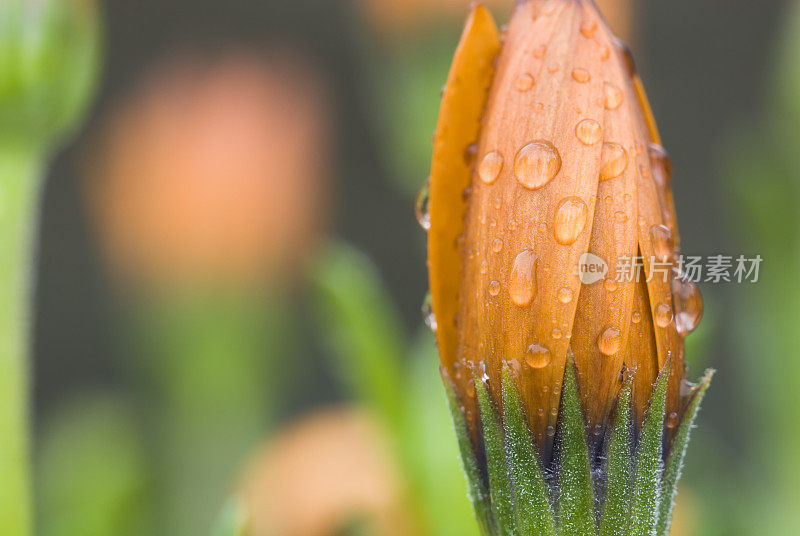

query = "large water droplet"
[509,249,538,307]
[575,119,602,145]
[554,196,588,245]
[516,73,535,92]
[598,326,622,356]
[654,302,673,328]
[526,343,552,369]
[604,83,624,110]
[671,274,703,335]
[415,179,431,230]
[648,143,673,187]
[479,151,504,184]
[650,224,673,262]
[600,142,628,180]
[421,292,437,332]
[572,68,591,83]
[514,141,562,190]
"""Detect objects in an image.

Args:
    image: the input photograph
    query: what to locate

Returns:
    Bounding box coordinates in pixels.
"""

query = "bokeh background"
[21,0,799,534]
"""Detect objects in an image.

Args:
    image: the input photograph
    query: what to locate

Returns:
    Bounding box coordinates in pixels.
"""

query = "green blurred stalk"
[130,292,288,536]
[0,146,42,536]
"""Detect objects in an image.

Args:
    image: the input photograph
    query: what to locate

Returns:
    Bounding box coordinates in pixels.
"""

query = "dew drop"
[598,326,622,356]
[671,274,703,335]
[558,287,574,304]
[667,412,679,429]
[514,141,562,189]
[600,143,628,180]
[554,196,589,245]
[491,238,504,253]
[600,45,611,61]
[551,328,562,340]
[533,44,547,58]
[650,224,673,262]
[509,249,538,307]
[604,83,624,110]
[632,311,641,324]
[480,260,489,274]
[479,151,504,184]
[488,280,501,296]
[648,143,673,187]
[575,118,602,145]
[546,425,556,437]
[614,211,628,222]
[580,20,597,38]
[516,73,535,92]
[421,293,437,332]
[604,278,618,292]
[463,142,478,165]
[654,302,673,328]
[525,343,552,369]
[415,179,431,230]
[572,68,591,83]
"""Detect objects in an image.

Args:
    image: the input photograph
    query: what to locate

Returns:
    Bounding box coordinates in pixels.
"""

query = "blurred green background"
[0,0,794,534]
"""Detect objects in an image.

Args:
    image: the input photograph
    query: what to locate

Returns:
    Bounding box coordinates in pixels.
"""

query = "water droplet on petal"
[533,44,547,58]
[600,143,628,180]
[526,343,552,368]
[463,142,478,165]
[551,328,562,340]
[516,73,535,91]
[650,224,673,262]
[604,83,624,110]
[600,46,611,61]
[654,302,673,328]
[575,119,602,145]
[554,196,588,245]
[632,311,641,324]
[491,238,504,253]
[572,68,591,83]
[514,141,561,190]
[415,179,431,230]
[671,274,703,335]
[421,293,437,332]
[598,326,622,356]
[604,278,618,292]
[488,280,501,296]
[479,151,504,184]
[648,143,673,187]
[580,20,597,38]
[558,287,574,304]
[509,250,538,307]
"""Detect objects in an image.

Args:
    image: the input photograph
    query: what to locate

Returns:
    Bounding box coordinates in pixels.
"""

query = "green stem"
[0,145,43,536]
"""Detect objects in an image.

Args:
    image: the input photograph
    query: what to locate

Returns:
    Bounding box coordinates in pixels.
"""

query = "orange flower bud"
[426,1,703,453]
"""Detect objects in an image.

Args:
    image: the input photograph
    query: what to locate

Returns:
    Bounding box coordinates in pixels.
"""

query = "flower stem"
[0,145,43,536]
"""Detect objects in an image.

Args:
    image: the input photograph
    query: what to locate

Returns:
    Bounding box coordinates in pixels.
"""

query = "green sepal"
[628,361,670,536]
[599,374,634,536]
[501,365,557,536]
[558,356,597,536]
[443,376,495,535]
[656,369,714,536]
[476,376,517,535]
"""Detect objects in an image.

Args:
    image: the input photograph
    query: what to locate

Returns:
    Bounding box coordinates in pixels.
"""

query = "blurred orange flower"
[85,52,332,292]
[241,408,415,536]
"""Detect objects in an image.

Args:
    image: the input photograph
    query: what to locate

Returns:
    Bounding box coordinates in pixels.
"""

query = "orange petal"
[428,4,501,409]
